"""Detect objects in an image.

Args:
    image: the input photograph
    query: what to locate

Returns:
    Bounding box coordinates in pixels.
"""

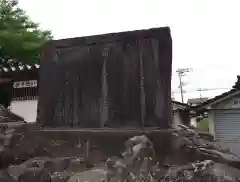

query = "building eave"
[194,89,240,111]
[172,100,191,111]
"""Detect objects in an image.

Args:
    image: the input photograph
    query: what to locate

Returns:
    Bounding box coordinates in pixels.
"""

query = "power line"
[172,67,240,78]
[173,67,238,73]
[196,88,231,98]
[172,87,231,93]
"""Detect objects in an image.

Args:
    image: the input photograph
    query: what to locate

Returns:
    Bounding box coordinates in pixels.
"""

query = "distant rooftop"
[187,97,209,106]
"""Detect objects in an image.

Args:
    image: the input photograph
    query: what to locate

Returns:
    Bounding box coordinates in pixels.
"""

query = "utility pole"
[176,68,192,103]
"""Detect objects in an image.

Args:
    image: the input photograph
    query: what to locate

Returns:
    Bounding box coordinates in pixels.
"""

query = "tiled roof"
[0,64,40,72]
[194,88,240,110]
[172,100,190,111]
[172,100,189,107]
[187,97,208,105]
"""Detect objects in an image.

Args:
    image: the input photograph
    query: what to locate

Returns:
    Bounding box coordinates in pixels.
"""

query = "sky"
[18,0,240,103]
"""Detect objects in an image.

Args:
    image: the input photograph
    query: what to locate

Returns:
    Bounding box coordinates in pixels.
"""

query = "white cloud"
[18,0,240,102]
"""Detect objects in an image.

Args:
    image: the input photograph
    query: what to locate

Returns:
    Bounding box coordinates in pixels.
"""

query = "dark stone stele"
[37,27,172,128]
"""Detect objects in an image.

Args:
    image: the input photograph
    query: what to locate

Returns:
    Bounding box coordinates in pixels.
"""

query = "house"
[0,64,39,122]
[195,88,240,156]
[172,101,190,126]
[187,97,208,106]
[187,97,209,128]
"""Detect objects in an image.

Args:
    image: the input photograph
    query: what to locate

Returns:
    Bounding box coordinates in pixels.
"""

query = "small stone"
[51,172,71,182]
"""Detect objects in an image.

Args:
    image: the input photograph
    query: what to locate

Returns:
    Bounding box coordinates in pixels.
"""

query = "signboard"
[232,98,240,108]
[13,80,37,88]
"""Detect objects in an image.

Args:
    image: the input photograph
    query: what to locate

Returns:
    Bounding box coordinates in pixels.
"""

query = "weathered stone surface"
[0,122,26,133]
[7,164,26,180]
[67,168,106,182]
[101,125,240,181]
[4,128,16,135]
[7,158,46,180]
[7,158,47,180]
[68,158,86,172]
[0,170,17,182]
[4,121,240,182]
[0,143,50,169]
[51,172,72,182]
[7,157,85,181]
[211,163,240,181]
[43,157,71,173]
[18,167,51,182]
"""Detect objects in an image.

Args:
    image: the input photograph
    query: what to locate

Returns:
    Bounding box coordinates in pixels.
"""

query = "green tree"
[232,75,240,89]
[197,118,209,132]
[0,0,52,66]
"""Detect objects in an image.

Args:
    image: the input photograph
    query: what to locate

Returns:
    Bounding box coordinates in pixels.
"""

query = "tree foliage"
[232,75,240,89]
[0,0,52,65]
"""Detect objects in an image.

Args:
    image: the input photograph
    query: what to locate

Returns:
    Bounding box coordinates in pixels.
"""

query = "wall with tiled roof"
[0,63,40,73]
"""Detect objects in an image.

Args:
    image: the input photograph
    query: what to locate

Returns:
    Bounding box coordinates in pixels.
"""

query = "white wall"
[207,111,215,137]
[173,111,182,127]
[9,100,38,123]
[190,117,197,127]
